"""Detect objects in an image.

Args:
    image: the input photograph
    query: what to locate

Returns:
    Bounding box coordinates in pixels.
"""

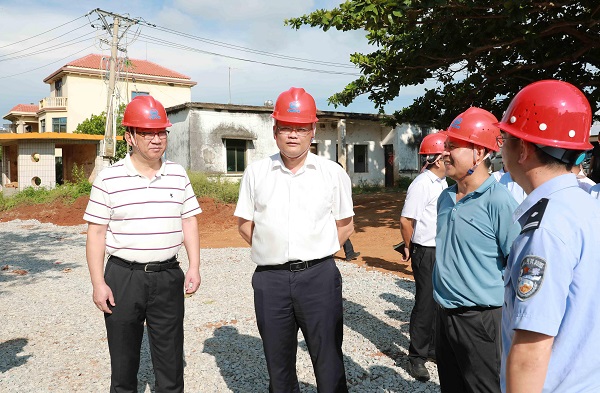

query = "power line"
[0,21,95,59]
[133,33,361,76]
[0,45,95,79]
[0,14,90,49]
[148,24,357,69]
[0,32,97,62]
[0,8,361,80]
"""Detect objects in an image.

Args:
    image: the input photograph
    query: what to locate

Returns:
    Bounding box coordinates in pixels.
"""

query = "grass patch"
[0,171,240,211]
[0,170,416,212]
[188,172,240,204]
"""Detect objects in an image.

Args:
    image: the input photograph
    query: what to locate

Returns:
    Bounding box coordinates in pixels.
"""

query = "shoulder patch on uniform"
[516,256,546,301]
[520,198,549,234]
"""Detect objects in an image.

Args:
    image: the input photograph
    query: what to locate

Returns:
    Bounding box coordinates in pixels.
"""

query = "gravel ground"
[0,220,440,392]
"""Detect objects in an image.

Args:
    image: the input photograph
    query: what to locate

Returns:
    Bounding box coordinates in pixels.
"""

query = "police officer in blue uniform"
[497,80,600,392]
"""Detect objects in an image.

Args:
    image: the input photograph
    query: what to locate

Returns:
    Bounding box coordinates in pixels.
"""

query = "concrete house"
[166,102,432,187]
[1,54,196,193]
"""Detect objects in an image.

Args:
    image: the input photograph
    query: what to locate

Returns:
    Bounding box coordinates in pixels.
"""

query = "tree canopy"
[286,1,600,128]
[75,104,127,162]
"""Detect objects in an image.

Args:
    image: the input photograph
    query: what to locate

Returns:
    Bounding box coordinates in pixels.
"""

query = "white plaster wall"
[395,124,423,172]
[187,110,277,174]
[18,141,55,190]
[64,75,106,132]
[1,146,7,187]
[165,110,191,168]
[166,107,426,187]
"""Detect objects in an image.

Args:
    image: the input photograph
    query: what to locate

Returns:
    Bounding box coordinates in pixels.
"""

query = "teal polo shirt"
[433,175,520,309]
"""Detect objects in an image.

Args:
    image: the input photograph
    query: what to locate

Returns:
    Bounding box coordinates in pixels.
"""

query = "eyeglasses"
[496,135,517,148]
[136,130,169,140]
[276,126,313,136]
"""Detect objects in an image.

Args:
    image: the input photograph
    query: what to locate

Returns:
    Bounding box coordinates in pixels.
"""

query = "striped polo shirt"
[83,154,202,263]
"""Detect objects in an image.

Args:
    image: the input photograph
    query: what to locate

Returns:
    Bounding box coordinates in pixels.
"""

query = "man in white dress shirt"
[234,87,354,393]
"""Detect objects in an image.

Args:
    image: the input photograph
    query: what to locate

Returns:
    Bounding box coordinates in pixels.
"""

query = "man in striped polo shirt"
[84,95,201,393]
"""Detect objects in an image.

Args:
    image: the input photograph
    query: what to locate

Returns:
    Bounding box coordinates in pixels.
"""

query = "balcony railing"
[39,96,68,109]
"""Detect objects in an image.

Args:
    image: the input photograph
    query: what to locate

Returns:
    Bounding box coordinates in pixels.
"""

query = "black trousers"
[104,259,185,393]
[252,259,348,393]
[436,305,502,393]
[408,244,437,361]
[342,239,354,257]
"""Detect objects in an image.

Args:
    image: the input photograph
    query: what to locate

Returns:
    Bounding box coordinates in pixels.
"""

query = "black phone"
[393,241,406,254]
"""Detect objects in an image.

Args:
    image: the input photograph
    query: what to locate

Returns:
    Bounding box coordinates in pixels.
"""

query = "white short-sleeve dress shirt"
[400,169,447,247]
[234,152,354,265]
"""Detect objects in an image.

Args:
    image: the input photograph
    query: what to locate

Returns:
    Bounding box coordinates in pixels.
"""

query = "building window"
[354,145,368,173]
[52,117,67,133]
[40,119,45,132]
[132,91,150,100]
[226,139,246,172]
[55,79,63,97]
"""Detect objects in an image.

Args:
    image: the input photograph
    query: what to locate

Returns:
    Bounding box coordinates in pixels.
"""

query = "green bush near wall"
[187,172,241,204]
[1,170,420,212]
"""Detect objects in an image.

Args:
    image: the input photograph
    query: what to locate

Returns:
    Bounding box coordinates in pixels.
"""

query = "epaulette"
[520,198,549,234]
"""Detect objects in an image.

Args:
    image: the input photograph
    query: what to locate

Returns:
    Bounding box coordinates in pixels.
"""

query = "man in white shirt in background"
[572,162,596,191]
[492,165,527,204]
[400,131,448,382]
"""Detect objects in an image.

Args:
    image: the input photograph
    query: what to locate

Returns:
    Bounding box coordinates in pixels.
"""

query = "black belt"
[411,243,435,249]
[440,305,501,315]
[256,255,332,272]
[108,255,179,272]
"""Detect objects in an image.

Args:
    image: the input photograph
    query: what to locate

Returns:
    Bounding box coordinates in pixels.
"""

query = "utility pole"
[104,17,119,158]
[92,9,140,158]
[228,67,232,105]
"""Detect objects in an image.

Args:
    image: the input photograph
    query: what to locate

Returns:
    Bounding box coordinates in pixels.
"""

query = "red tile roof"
[66,53,191,79]
[9,104,38,113]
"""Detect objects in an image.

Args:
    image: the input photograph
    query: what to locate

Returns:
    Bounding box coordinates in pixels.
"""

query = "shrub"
[188,172,240,204]
[396,176,413,191]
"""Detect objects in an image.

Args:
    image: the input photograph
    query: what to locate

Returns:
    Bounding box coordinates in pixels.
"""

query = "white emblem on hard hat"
[539,123,547,131]
[510,116,516,123]
[568,130,576,138]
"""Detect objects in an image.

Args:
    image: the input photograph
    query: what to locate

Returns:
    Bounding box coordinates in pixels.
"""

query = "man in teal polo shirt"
[433,107,520,393]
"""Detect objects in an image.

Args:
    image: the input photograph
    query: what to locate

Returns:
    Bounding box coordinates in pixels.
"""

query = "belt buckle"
[289,261,307,272]
[144,263,157,273]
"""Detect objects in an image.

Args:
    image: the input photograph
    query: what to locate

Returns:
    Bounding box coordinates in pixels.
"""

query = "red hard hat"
[271,87,318,123]
[496,80,593,151]
[419,132,447,155]
[445,107,500,152]
[122,95,172,129]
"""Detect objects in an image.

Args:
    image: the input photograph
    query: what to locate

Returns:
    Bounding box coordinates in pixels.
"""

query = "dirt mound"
[0,192,412,279]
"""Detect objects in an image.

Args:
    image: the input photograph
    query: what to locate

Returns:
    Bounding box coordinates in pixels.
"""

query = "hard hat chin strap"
[420,154,442,173]
[458,150,491,181]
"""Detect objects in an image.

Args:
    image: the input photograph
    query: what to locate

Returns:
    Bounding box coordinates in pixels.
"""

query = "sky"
[0,0,426,124]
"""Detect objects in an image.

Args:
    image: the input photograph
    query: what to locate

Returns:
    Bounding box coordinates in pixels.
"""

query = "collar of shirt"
[447,174,496,203]
[123,153,167,177]
[271,152,317,174]
[512,173,578,224]
[423,169,445,183]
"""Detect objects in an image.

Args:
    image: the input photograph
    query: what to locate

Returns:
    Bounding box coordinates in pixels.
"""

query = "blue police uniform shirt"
[501,174,600,392]
[433,175,520,309]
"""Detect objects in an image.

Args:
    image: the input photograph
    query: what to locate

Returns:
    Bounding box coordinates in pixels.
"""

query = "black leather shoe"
[408,359,430,382]
[345,251,361,261]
